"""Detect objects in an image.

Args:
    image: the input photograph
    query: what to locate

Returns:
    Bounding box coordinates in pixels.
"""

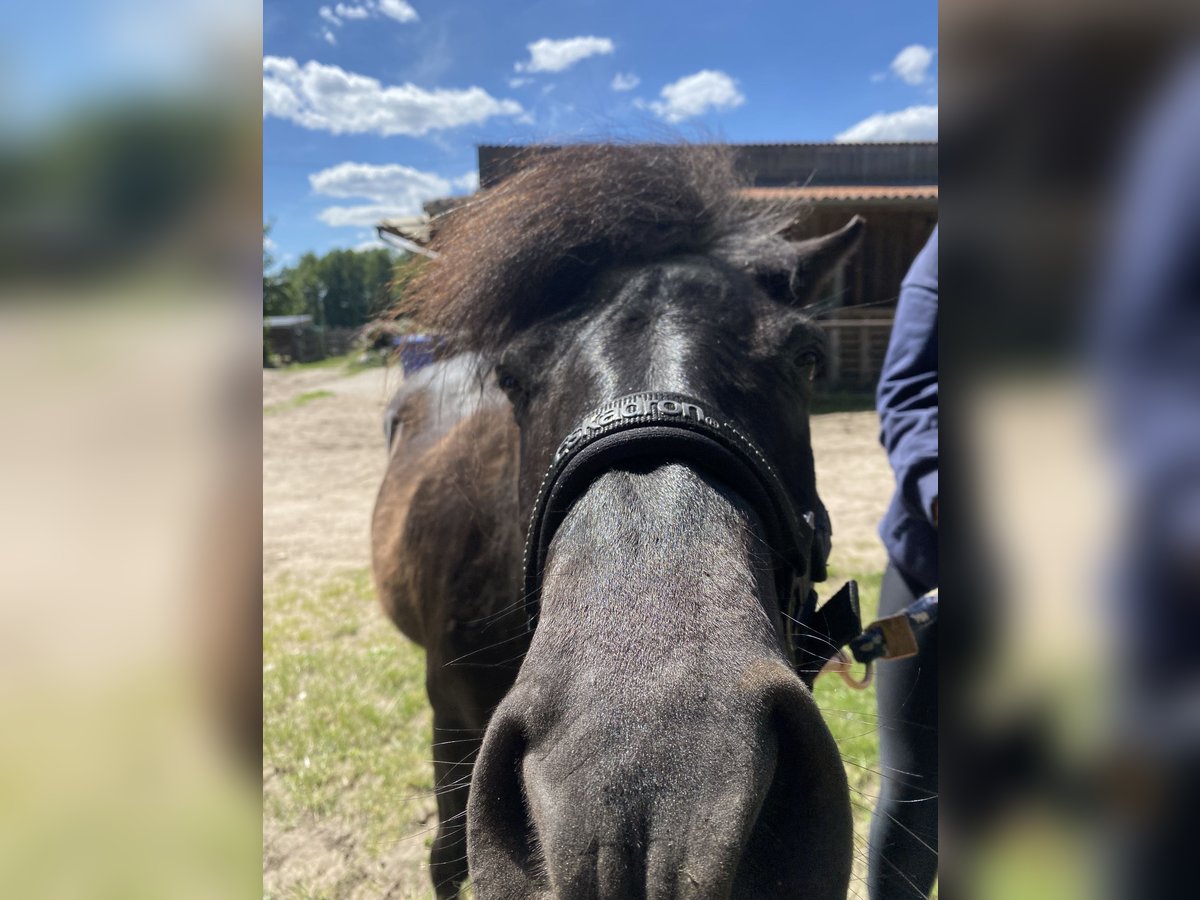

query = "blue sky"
[264,0,937,265]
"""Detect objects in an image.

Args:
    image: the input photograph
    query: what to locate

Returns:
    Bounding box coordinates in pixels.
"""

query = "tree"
[275,245,408,330]
[289,252,327,326]
[361,248,401,316]
[321,250,365,327]
[262,224,302,317]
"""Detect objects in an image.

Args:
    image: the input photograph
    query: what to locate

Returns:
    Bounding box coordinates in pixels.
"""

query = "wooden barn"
[380,142,937,391]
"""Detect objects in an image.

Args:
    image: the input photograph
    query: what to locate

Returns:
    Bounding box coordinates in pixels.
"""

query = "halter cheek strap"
[520,391,862,687]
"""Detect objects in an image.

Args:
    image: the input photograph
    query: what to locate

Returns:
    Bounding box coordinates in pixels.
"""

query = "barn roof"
[377,216,432,244]
[380,142,939,242]
[478,142,938,189]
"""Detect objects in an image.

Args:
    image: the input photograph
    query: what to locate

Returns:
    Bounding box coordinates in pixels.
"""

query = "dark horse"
[371,145,864,899]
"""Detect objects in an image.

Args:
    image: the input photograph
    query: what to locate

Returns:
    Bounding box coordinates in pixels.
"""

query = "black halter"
[521,391,862,686]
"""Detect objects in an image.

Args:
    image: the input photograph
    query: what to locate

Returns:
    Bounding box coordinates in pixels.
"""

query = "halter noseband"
[520,391,862,686]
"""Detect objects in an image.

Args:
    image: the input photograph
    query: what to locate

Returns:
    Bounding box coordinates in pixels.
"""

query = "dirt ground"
[263,365,405,583]
[263,363,893,898]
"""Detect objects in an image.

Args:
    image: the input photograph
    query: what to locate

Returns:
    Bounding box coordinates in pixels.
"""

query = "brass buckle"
[874,612,920,660]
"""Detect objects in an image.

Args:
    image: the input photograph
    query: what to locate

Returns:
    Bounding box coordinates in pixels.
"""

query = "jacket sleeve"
[876,226,939,526]
[1093,55,1200,560]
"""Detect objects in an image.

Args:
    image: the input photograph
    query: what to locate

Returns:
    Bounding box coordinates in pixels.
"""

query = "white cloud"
[889,45,935,86]
[870,71,887,84]
[835,104,938,142]
[322,28,337,46]
[319,205,413,228]
[515,36,614,73]
[335,3,370,19]
[263,57,523,136]
[452,171,480,193]
[507,76,533,88]
[353,239,390,252]
[647,70,745,123]
[377,0,418,23]
[311,161,451,204]
[611,72,639,92]
[310,161,478,228]
[317,1,417,38]
[262,73,302,119]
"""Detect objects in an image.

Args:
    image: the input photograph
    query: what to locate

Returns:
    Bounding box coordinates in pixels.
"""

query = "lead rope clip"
[819,648,874,690]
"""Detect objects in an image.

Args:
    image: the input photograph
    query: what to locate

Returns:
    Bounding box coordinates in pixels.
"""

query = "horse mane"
[394,144,804,354]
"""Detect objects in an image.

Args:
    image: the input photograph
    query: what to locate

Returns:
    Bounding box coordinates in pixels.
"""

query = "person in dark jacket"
[1092,52,1200,900]
[869,225,939,899]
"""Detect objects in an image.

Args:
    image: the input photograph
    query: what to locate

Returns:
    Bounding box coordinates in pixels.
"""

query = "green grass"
[813,568,885,891]
[263,389,335,416]
[263,569,432,856]
[814,572,884,783]
[811,390,877,415]
[281,353,357,372]
[344,352,391,375]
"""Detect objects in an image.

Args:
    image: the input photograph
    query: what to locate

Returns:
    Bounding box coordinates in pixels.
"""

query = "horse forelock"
[392,143,806,355]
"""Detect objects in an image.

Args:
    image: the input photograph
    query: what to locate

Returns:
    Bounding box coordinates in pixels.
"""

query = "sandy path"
[812,412,892,577]
[263,366,404,581]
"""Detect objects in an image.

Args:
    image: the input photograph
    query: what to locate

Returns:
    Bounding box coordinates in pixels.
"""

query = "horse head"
[404,145,863,899]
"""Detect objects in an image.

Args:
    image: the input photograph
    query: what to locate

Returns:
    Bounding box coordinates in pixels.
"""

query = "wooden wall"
[787,203,937,389]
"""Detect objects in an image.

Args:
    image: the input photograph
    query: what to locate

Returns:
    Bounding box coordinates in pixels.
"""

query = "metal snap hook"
[818,648,873,690]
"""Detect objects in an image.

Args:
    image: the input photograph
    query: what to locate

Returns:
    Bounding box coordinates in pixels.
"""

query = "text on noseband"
[555,396,716,462]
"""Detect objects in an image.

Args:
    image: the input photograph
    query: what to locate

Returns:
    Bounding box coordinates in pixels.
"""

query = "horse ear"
[781,215,865,306]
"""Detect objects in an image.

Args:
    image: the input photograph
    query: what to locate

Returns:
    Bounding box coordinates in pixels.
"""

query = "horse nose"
[467,666,853,899]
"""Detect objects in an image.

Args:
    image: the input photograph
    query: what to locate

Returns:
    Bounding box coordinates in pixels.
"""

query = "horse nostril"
[467,713,541,884]
[734,682,854,899]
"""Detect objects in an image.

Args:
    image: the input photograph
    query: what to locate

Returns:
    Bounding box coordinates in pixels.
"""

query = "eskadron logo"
[555,395,710,461]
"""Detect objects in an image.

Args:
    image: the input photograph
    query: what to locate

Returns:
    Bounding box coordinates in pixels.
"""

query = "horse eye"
[798,351,819,380]
[496,367,521,394]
